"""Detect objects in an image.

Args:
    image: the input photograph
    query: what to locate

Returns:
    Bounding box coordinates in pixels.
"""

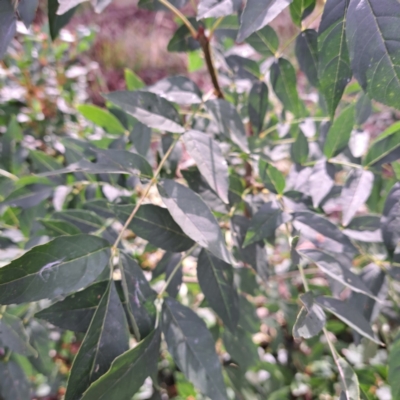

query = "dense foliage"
[1,0,400,399]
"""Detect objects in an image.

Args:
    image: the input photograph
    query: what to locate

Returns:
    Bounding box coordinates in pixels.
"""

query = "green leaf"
[223,326,258,371]
[182,130,229,204]
[130,121,152,155]
[315,296,382,344]
[381,182,400,253]
[293,292,326,339]
[65,281,129,400]
[1,184,53,209]
[168,18,201,52]
[341,169,374,226]
[259,160,286,194]
[291,129,309,164]
[0,234,110,304]
[35,281,109,332]
[124,68,145,90]
[289,0,315,26]
[343,215,382,243]
[162,297,228,400]
[0,360,30,400]
[299,249,376,298]
[197,249,239,332]
[0,313,36,356]
[346,0,400,110]
[323,104,355,158]
[307,159,335,208]
[81,329,161,400]
[248,81,269,134]
[147,75,202,105]
[40,149,153,179]
[270,58,304,117]
[39,218,82,237]
[29,150,65,177]
[295,29,319,87]
[293,211,357,256]
[318,0,351,118]
[226,55,260,81]
[158,179,231,263]
[0,0,16,59]
[104,91,184,133]
[52,210,104,233]
[237,0,293,42]
[114,204,194,252]
[48,0,77,41]
[18,0,39,28]
[120,252,157,339]
[197,0,238,19]
[245,25,279,57]
[337,357,360,400]
[243,201,291,247]
[389,336,400,399]
[363,122,400,167]
[355,93,372,126]
[77,105,126,134]
[205,99,249,153]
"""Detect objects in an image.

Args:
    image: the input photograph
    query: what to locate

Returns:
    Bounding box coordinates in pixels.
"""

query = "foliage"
[0,0,400,399]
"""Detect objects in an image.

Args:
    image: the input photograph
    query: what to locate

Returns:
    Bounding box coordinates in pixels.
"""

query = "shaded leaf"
[341,169,374,226]
[48,0,77,40]
[389,336,400,400]
[168,18,201,52]
[237,0,293,42]
[65,281,130,400]
[291,130,309,165]
[0,234,110,304]
[245,25,279,57]
[346,0,400,110]
[81,329,161,400]
[205,99,249,153]
[0,0,16,59]
[226,54,260,81]
[39,219,81,237]
[318,0,351,118]
[183,130,229,203]
[52,210,104,233]
[130,121,152,155]
[18,0,39,27]
[158,179,231,263]
[270,58,304,117]
[290,0,315,26]
[295,29,319,87]
[323,104,355,159]
[104,91,184,133]
[197,249,239,331]
[1,184,53,209]
[356,93,372,126]
[0,360,30,400]
[162,297,228,400]
[248,81,269,134]
[315,296,382,344]
[114,204,194,252]
[381,182,400,253]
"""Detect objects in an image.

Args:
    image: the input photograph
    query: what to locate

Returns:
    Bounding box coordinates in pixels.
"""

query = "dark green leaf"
[81,329,161,400]
[205,99,249,153]
[237,0,293,42]
[120,252,157,338]
[183,130,229,204]
[293,292,326,339]
[290,0,315,26]
[389,336,400,400]
[18,0,39,27]
[0,313,36,356]
[341,169,374,226]
[1,184,53,209]
[158,179,231,263]
[162,297,228,400]
[270,58,304,117]
[323,104,355,158]
[346,0,400,110]
[248,81,268,134]
[83,200,115,219]
[0,234,110,304]
[77,105,126,134]
[356,93,372,126]
[167,18,201,52]
[295,29,319,87]
[161,133,182,177]
[315,296,382,344]
[65,281,129,400]
[259,159,286,194]
[293,211,357,255]
[52,210,104,233]
[291,129,309,164]
[363,122,400,167]
[299,249,375,298]
[114,204,194,252]
[245,25,279,57]
[197,249,239,331]
[0,360,30,400]
[223,326,258,371]
[381,182,400,253]
[226,55,260,81]
[318,0,351,118]
[243,201,291,246]
[35,281,108,332]
[104,91,184,133]
[147,76,202,105]
[197,0,239,19]
[343,215,382,243]
[130,122,152,155]
[48,0,77,40]
[0,0,16,59]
